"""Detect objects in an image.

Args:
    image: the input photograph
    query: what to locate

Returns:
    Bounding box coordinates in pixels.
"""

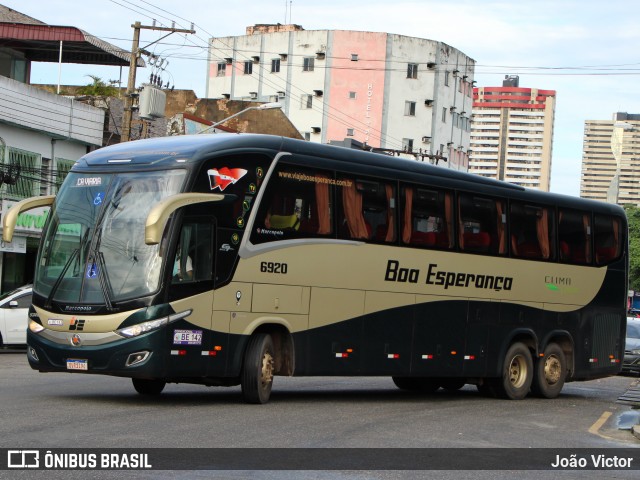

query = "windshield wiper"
[86,218,115,311]
[45,248,79,309]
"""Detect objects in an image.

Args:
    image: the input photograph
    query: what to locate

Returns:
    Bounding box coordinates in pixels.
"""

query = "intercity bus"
[3,134,627,403]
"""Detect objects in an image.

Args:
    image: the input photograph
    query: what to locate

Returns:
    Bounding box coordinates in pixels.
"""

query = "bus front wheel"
[241,333,275,404]
[496,342,533,400]
[532,343,566,399]
[132,378,166,395]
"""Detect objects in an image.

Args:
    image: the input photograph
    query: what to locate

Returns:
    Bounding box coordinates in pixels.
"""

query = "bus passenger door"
[166,218,217,378]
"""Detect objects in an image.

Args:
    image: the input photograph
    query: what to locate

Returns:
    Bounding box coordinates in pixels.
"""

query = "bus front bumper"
[26,328,167,379]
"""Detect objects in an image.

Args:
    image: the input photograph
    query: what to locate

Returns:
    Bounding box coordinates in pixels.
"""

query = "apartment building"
[206,24,475,170]
[469,76,556,191]
[580,112,640,205]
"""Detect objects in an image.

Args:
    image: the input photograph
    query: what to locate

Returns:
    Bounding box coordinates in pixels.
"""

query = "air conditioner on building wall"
[138,84,167,120]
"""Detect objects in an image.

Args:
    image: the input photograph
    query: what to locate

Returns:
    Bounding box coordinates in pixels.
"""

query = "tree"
[76,75,119,103]
[624,205,640,291]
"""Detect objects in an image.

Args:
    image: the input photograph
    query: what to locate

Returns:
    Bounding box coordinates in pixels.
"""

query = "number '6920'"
[260,261,288,274]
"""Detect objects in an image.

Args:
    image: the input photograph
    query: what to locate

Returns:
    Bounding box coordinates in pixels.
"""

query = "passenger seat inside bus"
[462,231,490,251]
[268,214,300,231]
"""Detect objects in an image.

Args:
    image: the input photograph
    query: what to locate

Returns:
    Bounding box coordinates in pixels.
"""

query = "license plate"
[66,359,88,371]
[173,329,203,345]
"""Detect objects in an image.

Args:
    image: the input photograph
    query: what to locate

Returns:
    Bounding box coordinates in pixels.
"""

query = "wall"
[0,76,104,147]
[325,31,387,147]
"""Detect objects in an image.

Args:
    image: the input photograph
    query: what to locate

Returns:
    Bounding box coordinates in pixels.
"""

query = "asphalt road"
[0,348,638,480]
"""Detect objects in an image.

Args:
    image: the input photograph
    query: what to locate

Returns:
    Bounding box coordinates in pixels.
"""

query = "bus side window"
[458,193,506,255]
[558,209,591,265]
[252,166,334,244]
[594,214,622,265]
[339,177,396,243]
[509,202,554,260]
[401,185,453,249]
[172,223,213,284]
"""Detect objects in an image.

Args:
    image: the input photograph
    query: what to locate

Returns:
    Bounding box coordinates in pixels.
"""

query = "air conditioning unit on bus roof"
[138,84,167,120]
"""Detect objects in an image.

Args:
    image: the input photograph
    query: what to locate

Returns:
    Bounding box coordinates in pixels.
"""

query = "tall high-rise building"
[469,76,556,190]
[580,112,640,205]
[206,24,475,170]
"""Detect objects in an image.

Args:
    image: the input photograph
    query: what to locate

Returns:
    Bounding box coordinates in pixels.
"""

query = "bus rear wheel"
[532,343,566,399]
[496,342,533,400]
[392,377,440,393]
[132,378,166,395]
[241,333,275,404]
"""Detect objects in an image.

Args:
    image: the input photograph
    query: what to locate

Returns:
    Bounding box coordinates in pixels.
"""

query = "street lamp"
[197,102,283,134]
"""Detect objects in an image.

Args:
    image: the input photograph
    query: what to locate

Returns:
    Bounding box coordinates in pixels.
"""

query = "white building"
[207,25,475,170]
[580,112,640,205]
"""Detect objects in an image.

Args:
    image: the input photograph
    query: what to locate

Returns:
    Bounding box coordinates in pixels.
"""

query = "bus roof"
[76,134,624,216]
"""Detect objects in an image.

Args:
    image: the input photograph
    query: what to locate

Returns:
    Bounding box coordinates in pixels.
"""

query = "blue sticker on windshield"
[86,263,99,279]
[93,192,104,205]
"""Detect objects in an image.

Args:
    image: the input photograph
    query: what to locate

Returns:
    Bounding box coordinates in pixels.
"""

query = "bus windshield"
[35,170,186,304]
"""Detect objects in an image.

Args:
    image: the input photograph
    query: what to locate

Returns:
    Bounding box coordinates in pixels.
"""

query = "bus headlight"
[29,320,45,334]
[115,309,192,338]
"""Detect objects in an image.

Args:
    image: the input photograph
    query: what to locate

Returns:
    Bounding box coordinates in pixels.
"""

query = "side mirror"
[8,300,19,308]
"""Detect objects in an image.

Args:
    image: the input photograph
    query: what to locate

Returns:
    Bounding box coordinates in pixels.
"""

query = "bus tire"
[132,378,166,395]
[496,342,533,400]
[392,377,440,393]
[532,343,566,399]
[241,333,275,404]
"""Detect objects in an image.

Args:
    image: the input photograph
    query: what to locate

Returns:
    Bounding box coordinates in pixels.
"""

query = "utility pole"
[121,21,195,142]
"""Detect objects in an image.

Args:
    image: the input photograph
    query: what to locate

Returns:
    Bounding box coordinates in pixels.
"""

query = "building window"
[349,91,357,99]
[404,101,416,116]
[444,71,450,86]
[1,147,41,200]
[402,138,414,152]
[217,63,226,76]
[301,94,313,109]
[347,128,355,136]
[54,158,75,194]
[303,57,315,72]
[271,58,280,73]
[442,107,447,122]
[351,54,359,61]
[244,61,253,75]
[407,63,418,79]
[304,132,311,141]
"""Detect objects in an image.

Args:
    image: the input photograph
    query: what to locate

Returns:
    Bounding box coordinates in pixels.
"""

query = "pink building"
[207,25,475,170]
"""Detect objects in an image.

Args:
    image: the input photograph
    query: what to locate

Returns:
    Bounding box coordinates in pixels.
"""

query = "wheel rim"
[543,354,562,385]
[260,351,274,391]
[508,354,528,388]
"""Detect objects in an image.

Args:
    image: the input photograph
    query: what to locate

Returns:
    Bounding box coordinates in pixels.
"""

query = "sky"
[3,0,640,196]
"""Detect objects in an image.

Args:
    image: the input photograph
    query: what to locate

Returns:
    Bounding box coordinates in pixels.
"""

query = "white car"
[0,285,32,347]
